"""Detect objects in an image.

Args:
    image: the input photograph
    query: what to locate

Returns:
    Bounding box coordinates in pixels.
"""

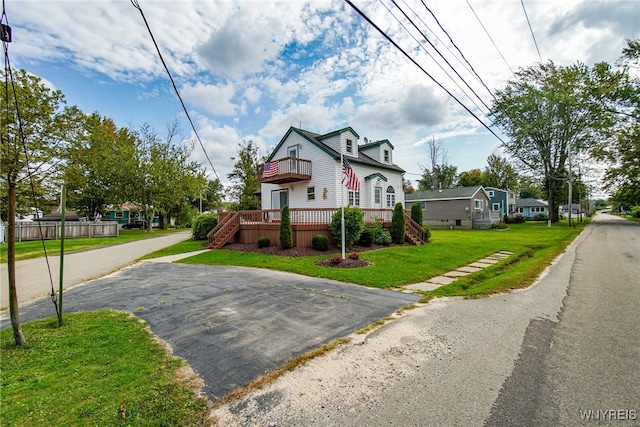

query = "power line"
[465,0,515,76]
[386,0,492,116]
[520,0,542,63]
[417,0,495,100]
[344,0,507,145]
[130,0,221,182]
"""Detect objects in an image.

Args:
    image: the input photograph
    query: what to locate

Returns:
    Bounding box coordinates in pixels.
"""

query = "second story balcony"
[257,157,312,184]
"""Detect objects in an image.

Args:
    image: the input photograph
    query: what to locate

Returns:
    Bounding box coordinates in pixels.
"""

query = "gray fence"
[10,222,119,241]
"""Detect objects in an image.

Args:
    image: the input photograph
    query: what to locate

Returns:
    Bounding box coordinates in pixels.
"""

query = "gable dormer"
[359,139,394,164]
[317,127,360,158]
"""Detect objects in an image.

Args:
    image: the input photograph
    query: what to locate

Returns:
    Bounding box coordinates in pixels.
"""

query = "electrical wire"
[2,2,59,315]
[386,0,493,115]
[130,0,221,182]
[520,0,542,63]
[465,0,515,76]
[344,0,507,145]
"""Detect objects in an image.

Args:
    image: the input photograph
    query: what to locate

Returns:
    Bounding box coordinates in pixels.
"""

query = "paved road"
[0,231,192,307]
[213,213,640,426]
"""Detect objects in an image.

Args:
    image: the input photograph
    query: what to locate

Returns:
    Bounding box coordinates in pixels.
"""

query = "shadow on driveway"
[2,263,420,401]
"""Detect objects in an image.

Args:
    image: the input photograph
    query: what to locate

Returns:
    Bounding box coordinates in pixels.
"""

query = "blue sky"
[6,0,639,195]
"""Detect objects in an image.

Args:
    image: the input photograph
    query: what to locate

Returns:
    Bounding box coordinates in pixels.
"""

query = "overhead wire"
[520,0,542,63]
[386,0,493,117]
[465,0,515,76]
[130,0,221,182]
[344,0,507,145]
[1,1,59,316]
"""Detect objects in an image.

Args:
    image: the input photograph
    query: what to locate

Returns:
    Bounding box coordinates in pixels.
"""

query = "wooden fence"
[10,222,119,241]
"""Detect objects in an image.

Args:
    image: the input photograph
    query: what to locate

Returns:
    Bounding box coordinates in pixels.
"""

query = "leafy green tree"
[279,205,292,249]
[390,203,406,244]
[227,140,260,210]
[329,207,364,247]
[492,61,617,221]
[483,155,519,190]
[1,69,82,345]
[458,169,484,187]
[197,179,225,213]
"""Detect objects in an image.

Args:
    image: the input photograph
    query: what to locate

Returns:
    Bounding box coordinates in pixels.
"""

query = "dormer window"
[346,139,353,154]
[384,149,390,163]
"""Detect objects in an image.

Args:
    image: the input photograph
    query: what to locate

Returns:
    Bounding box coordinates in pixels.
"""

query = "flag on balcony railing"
[342,157,360,191]
[263,161,279,178]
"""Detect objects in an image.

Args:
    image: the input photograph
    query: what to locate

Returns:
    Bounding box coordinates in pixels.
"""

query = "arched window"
[386,186,395,207]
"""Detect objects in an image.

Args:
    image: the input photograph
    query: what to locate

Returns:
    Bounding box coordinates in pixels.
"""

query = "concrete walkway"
[403,251,514,292]
[0,231,193,307]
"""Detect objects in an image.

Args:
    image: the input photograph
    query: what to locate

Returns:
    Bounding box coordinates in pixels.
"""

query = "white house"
[258,126,405,211]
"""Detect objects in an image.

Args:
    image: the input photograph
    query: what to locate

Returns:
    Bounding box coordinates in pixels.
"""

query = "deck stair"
[207,212,240,249]
[404,213,426,245]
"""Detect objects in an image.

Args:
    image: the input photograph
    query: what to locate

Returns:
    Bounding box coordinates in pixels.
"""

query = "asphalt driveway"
[2,261,419,401]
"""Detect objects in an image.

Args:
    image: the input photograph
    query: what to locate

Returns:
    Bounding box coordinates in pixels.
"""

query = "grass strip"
[0,311,212,426]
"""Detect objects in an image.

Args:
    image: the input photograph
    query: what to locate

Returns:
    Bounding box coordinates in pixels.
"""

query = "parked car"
[122,220,147,229]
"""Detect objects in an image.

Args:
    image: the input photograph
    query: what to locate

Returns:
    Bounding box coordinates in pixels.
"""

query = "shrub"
[631,206,640,218]
[329,207,364,247]
[191,214,218,240]
[422,224,432,241]
[330,256,343,264]
[311,234,329,251]
[257,237,270,248]
[349,252,359,260]
[374,230,392,246]
[358,228,374,247]
[279,205,292,249]
[491,222,509,230]
[532,214,548,222]
[505,214,525,224]
[411,202,423,227]
[390,203,406,244]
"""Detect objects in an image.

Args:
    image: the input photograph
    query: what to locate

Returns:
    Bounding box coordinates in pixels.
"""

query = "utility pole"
[567,140,573,227]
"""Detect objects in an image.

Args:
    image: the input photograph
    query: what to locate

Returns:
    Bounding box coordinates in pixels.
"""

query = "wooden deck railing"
[220,208,398,225]
[257,157,312,183]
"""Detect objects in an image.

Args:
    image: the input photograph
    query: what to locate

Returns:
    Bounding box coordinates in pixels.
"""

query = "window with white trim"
[307,186,315,201]
[488,190,494,197]
[374,187,381,204]
[492,203,500,211]
[386,186,395,207]
[346,139,353,154]
[348,190,360,206]
[474,199,484,209]
[384,149,390,163]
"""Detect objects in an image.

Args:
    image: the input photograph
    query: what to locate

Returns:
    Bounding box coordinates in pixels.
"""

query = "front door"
[271,189,289,210]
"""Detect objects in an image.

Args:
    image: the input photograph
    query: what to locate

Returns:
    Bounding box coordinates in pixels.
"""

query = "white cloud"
[181,82,237,116]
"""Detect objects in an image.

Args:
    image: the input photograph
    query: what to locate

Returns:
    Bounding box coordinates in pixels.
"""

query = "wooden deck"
[207,208,426,249]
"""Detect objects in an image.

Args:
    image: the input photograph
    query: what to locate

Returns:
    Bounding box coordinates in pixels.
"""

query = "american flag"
[263,161,279,178]
[342,157,360,191]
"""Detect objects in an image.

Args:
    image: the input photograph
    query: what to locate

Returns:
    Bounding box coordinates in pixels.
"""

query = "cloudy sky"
[5,0,639,192]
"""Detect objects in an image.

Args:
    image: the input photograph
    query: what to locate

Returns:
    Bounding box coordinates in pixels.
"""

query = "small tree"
[279,205,292,249]
[391,203,406,244]
[329,207,364,247]
[410,202,423,226]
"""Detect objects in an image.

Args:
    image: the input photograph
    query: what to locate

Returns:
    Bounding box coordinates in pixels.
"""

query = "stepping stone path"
[403,251,514,292]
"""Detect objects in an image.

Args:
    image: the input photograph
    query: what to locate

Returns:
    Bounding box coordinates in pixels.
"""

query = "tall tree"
[491,61,617,221]
[1,69,80,345]
[418,136,450,190]
[458,169,484,187]
[227,140,260,210]
[483,154,519,190]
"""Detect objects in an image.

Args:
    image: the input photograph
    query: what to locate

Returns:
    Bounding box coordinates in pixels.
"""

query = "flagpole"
[340,149,346,260]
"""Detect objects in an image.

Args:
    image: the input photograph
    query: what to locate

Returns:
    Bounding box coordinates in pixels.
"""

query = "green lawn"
[175,220,586,296]
[0,311,212,426]
[0,228,188,263]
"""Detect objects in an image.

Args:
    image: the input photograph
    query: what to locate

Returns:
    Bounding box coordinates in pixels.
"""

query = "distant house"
[485,187,517,220]
[104,204,160,227]
[258,126,405,211]
[515,198,548,219]
[559,204,581,216]
[405,186,492,229]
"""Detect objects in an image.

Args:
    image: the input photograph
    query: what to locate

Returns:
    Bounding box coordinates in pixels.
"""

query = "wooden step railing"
[207,212,240,249]
[404,213,426,245]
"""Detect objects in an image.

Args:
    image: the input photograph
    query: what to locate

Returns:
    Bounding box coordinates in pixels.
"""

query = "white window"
[474,199,484,210]
[384,149,390,163]
[307,186,315,201]
[488,190,494,197]
[346,139,353,154]
[517,207,524,213]
[375,187,381,204]
[386,186,395,207]
[288,145,298,158]
[348,191,360,206]
[492,203,500,211]
[420,201,427,209]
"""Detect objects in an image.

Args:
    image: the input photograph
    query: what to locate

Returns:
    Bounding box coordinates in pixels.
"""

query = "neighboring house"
[515,198,549,219]
[485,187,517,220]
[104,203,160,227]
[259,126,405,211]
[559,204,581,216]
[405,186,492,229]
